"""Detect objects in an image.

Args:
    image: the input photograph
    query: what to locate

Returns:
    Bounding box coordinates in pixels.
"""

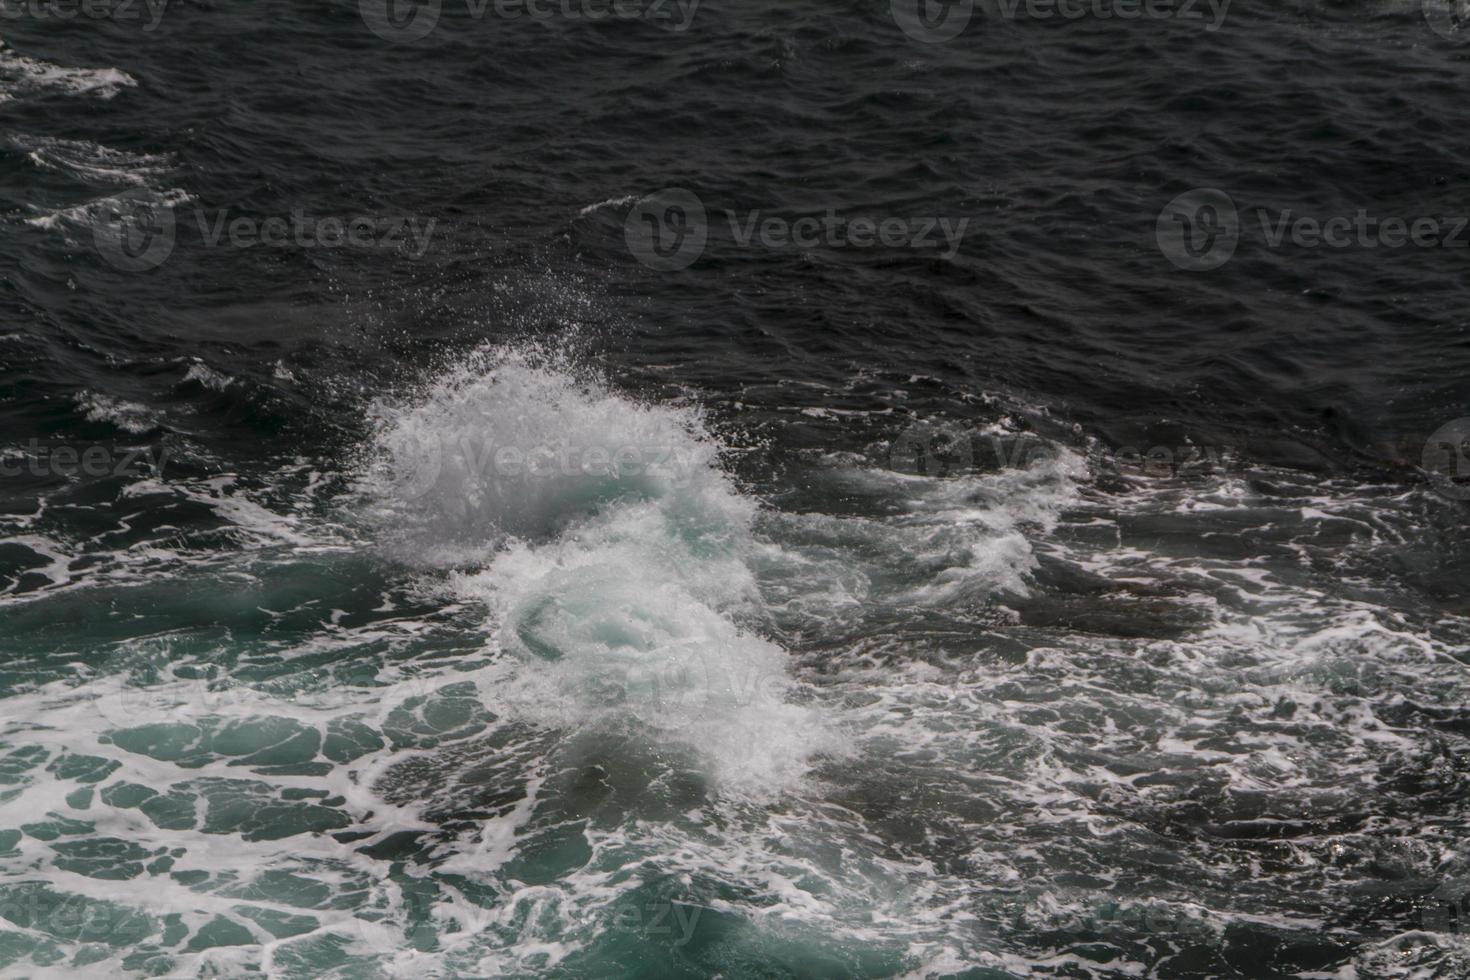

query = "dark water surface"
[2,1,1470,976]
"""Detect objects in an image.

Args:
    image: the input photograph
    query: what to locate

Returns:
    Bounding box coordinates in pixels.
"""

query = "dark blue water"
[2,1,1470,976]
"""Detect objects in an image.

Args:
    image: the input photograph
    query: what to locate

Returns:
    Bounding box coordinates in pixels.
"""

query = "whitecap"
[0,39,136,104]
[358,344,838,797]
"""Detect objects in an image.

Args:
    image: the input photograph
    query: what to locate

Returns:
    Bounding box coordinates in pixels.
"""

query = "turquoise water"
[3,342,1468,976]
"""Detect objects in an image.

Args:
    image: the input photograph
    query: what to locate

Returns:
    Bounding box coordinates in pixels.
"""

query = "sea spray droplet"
[359,345,735,558]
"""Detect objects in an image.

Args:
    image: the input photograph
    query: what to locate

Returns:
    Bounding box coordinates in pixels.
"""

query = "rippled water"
[2,1,1470,977]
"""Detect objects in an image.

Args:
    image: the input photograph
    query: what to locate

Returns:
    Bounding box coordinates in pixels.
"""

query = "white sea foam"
[24,186,193,233]
[576,194,636,217]
[3,356,1467,977]
[181,360,233,391]
[0,40,135,103]
[74,390,160,434]
[12,135,172,188]
[361,344,836,796]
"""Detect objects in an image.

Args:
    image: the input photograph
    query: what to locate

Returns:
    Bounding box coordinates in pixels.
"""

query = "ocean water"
[2,1,1470,977]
